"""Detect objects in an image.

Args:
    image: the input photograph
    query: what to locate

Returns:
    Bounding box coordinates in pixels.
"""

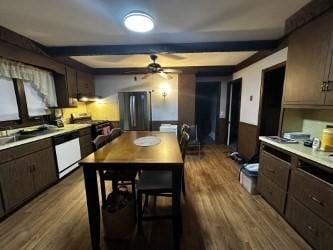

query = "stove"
[71,113,113,139]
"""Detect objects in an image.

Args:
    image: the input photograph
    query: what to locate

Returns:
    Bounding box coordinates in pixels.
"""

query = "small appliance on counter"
[320,128,333,152]
[283,132,311,140]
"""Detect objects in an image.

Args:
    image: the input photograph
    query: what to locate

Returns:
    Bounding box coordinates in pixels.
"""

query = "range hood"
[77,94,102,102]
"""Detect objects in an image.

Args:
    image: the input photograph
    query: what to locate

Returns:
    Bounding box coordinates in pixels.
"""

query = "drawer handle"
[267,168,275,174]
[306,225,318,235]
[310,196,323,206]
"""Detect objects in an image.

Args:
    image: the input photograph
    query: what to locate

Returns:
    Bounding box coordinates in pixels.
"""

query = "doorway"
[258,63,286,137]
[226,79,242,151]
[195,82,221,144]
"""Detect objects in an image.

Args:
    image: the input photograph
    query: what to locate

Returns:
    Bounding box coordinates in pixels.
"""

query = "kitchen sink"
[0,135,18,145]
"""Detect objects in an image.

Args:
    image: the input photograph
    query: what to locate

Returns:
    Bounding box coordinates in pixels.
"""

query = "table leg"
[83,166,100,250]
[172,167,182,250]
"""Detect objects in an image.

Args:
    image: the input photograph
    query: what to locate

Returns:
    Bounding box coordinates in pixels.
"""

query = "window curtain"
[0,58,58,107]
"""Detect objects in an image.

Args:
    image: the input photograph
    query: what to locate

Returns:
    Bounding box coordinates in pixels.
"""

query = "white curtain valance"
[0,58,58,107]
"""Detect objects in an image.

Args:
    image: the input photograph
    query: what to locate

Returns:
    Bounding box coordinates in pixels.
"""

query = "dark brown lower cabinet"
[286,197,333,250]
[32,147,57,193]
[79,128,93,158]
[0,197,4,217]
[0,154,36,211]
[257,174,286,214]
[0,141,57,216]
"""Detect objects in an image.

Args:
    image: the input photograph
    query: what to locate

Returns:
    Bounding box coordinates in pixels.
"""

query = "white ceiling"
[72,52,257,68]
[0,0,310,46]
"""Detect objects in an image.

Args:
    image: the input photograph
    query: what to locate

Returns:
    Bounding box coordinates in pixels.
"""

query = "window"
[23,80,51,117]
[0,77,20,121]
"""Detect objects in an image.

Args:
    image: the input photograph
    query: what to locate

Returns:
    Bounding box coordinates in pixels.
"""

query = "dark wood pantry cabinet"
[284,9,333,106]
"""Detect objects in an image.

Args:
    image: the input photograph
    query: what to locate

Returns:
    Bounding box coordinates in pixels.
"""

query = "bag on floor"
[102,187,135,240]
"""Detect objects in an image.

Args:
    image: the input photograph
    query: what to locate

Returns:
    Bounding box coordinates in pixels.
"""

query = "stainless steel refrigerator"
[118,92,152,131]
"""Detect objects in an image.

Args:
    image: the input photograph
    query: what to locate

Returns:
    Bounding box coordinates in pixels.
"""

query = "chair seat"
[103,170,137,181]
[137,171,172,192]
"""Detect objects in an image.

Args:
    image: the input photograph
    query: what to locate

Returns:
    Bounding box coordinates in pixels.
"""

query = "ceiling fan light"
[124,12,154,33]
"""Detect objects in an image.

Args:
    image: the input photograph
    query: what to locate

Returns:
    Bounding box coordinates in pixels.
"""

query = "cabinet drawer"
[259,151,290,190]
[257,174,286,214]
[289,168,333,225]
[0,138,52,164]
[80,143,93,159]
[286,197,333,250]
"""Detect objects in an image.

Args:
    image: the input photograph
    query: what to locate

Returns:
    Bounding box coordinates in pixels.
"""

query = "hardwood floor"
[0,145,310,250]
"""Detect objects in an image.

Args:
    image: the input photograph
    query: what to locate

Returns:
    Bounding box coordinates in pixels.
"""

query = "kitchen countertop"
[259,136,333,170]
[0,124,91,151]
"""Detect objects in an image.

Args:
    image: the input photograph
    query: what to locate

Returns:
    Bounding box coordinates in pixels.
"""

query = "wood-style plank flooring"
[0,145,310,250]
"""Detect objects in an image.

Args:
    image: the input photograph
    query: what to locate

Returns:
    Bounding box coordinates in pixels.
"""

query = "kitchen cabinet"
[325,52,333,105]
[258,141,333,249]
[286,197,333,250]
[66,66,78,98]
[77,70,94,96]
[0,138,57,215]
[284,10,333,106]
[79,127,93,158]
[32,147,57,193]
[0,154,36,211]
[0,195,4,217]
[257,144,291,214]
[54,66,78,108]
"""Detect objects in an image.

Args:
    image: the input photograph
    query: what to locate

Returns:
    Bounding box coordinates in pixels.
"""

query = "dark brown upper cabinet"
[66,66,78,98]
[284,10,333,106]
[54,66,78,108]
[77,70,95,96]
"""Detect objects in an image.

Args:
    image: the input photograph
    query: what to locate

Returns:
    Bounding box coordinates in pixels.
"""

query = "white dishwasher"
[54,131,81,179]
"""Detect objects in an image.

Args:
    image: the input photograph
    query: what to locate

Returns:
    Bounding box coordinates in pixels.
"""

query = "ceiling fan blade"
[163,68,183,73]
[141,73,153,80]
[160,72,173,80]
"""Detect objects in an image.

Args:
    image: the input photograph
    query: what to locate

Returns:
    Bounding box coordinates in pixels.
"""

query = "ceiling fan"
[141,54,182,80]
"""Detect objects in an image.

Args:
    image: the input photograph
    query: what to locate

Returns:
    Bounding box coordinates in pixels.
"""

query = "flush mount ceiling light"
[124,12,154,33]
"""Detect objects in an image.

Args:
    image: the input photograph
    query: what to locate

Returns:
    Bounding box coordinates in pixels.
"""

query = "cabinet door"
[0,155,35,211]
[77,71,94,96]
[284,11,332,105]
[66,66,77,98]
[32,148,58,193]
[0,192,4,217]
[324,51,333,105]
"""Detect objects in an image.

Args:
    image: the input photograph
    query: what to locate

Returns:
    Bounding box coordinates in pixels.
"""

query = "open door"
[258,63,286,137]
[227,79,242,151]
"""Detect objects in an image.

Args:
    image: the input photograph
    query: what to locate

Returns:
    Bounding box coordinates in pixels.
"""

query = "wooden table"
[80,131,184,250]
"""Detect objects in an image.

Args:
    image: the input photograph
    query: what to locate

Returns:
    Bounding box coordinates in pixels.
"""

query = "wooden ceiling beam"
[93,66,236,76]
[45,40,281,57]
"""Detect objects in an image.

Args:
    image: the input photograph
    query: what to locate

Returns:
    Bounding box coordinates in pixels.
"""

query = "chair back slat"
[180,131,190,161]
[92,135,110,150]
[110,128,122,141]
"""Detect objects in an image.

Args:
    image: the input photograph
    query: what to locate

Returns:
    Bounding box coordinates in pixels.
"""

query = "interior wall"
[233,48,288,125]
[178,74,196,125]
[61,102,87,124]
[93,74,178,121]
[282,109,333,138]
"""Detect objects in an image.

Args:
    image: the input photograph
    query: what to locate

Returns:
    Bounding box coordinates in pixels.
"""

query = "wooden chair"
[136,131,190,233]
[93,131,137,206]
[187,124,201,158]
